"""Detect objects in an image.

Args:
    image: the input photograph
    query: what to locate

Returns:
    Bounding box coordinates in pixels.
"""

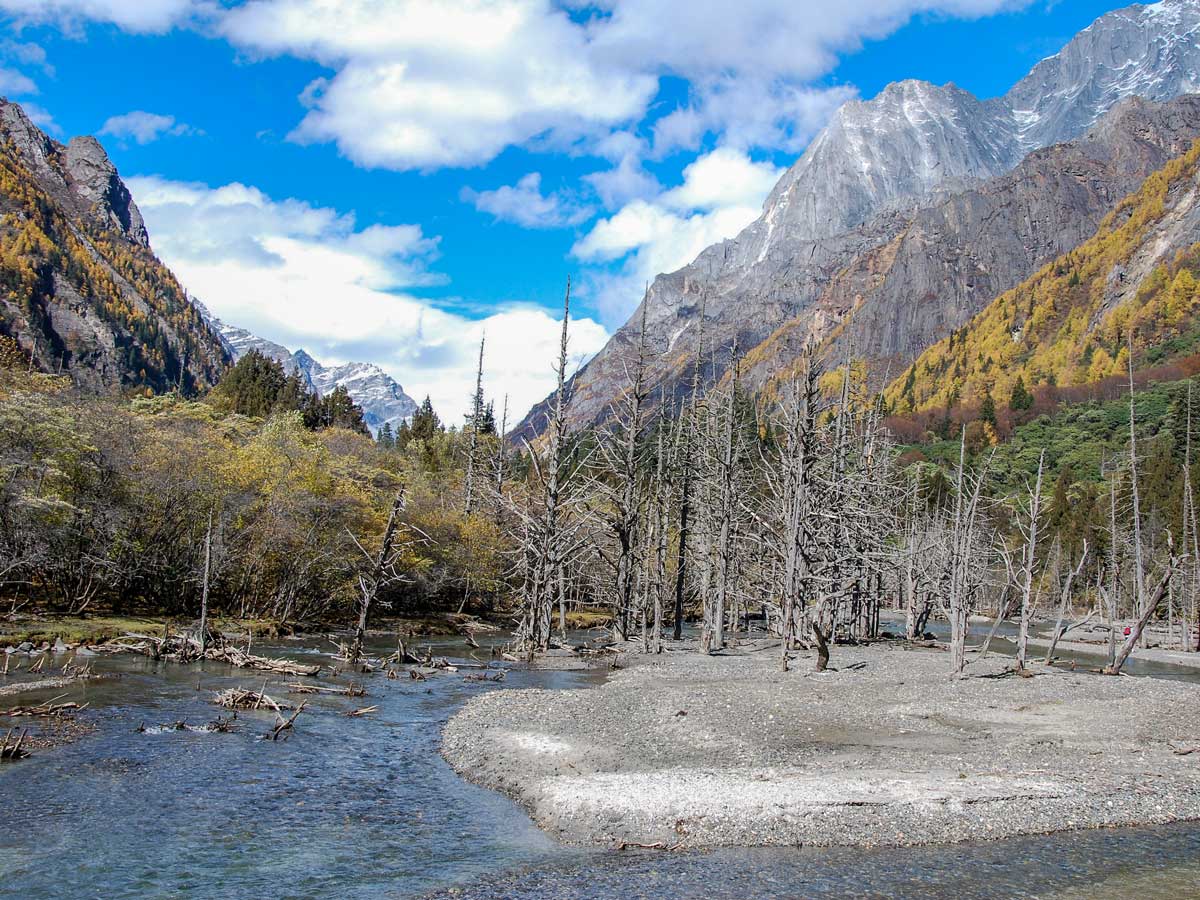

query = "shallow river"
[1,630,1198,899]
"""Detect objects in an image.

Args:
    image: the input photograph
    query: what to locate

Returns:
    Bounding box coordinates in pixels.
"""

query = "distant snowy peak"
[304,358,420,434]
[1007,0,1200,150]
[760,0,1200,249]
[201,309,417,435]
[215,320,296,373]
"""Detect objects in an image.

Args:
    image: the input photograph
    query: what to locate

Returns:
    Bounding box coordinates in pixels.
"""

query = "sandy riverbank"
[441,640,1200,849]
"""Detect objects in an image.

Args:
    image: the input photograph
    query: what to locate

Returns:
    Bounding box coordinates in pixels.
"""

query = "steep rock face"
[0,99,227,394]
[518,0,1200,437]
[209,315,418,435]
[1007,0,1200,149]
[63,136,150,247]
[744,94,1200,391]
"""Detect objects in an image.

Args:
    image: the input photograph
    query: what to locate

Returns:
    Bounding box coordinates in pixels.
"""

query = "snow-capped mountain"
[759,0,1200,250]
[518,0,1200,438]
[209,315,417,435]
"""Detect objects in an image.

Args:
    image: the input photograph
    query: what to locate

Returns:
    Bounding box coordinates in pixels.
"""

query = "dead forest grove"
[3,280,1199,674]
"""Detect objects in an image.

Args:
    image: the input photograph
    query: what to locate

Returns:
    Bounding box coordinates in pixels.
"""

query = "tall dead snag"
[758,349,822,672]
[514,280,586,655]
[649,414,670,654]
[671,294,707,640]
[1015,451,1046,671]
[1182,380,1199,652]
[464,336,486,516]
[1126,336,1148,646]
[198,507,214,655]
[699,347,746,654]
[948,431,991,676]
[590,298,651,640]
[348,483,407,665]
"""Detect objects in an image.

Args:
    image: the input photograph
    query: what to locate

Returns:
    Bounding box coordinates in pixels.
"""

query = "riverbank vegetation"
[0,337,504,636]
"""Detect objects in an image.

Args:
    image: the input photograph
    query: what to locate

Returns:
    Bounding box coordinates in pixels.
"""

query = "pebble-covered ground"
[441,640,1200,848]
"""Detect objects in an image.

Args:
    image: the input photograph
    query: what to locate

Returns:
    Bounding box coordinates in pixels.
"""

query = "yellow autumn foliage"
[885,140,1200,412]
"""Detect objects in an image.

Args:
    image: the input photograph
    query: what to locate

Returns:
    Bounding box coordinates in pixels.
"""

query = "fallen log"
[283,681,366,697]
[101,632,321,677]
[345,705,378,717]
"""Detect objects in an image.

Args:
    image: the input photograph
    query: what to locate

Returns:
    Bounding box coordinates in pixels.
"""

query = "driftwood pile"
[2,698,86,717]
[100,631,321,677]
[213,687,291,712]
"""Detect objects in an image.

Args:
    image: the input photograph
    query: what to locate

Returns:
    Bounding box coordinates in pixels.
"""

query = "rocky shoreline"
[441,640,1200,849]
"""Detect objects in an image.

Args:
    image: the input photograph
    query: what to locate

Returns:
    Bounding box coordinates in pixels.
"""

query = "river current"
[1,630,1197,899]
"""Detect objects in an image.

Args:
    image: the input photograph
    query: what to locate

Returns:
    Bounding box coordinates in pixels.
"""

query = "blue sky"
[0,0,1130,418]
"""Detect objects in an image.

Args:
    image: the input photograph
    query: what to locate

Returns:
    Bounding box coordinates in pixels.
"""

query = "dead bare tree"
[699,346,746,654]
[1015,451,1046,671]
[757,349,822,671]
[1104,558,1177,675]
[464,336,486,516]
[589,298,652,640]
[671,295,707,641]
[348,483,408,665]
[198,507,214,654]
[1044,540,1090,664]
[512,280,590,654]
[948,430,992,676]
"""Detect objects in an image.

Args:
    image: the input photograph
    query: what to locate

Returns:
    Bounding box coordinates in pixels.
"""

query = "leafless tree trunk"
[464,336,486,515]
[1016,451,1046,671]
[1127,337,1148,646]
[672,294,707,641]
[1104,562,1176,675]
[349,484,407,664]
[1044,541,1089,664]
[514,280,584,655]
[948,431,991,675]
[198,507,214,654]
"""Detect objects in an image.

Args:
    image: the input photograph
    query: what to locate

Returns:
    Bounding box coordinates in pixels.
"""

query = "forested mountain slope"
[885,139,1200,413]
[0,99,228,395]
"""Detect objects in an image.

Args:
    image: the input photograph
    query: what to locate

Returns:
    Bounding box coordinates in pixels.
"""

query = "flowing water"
[1,630,1198,899]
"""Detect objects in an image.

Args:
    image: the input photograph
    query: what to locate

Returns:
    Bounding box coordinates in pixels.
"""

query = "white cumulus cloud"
[99,110,196,144]
[219,0,656,170]
[0,0,208,33]
[0,65,35,95]
[208,0,1028,171]
[462,173,592,229]
[128,175,609,421]
[573,148,782,322]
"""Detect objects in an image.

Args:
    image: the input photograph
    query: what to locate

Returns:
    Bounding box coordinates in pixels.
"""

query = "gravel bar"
[441,640,1200,848]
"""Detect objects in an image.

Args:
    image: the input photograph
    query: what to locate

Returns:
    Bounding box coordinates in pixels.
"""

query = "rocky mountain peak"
[204,311,418,435]
[0,99,150,247]
[0,99,56,182]
[63,135,150,247]
[1006,0,1200,150]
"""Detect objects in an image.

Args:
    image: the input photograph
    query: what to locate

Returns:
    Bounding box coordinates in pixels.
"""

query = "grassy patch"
[564,609,613,629]
[0,614,167,647]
